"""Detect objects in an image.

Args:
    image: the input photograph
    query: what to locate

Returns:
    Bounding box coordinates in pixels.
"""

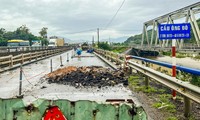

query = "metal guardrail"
[128,55,200,76]
[127,61,200,104]
[94,49,200,114]
[0,47,71,72]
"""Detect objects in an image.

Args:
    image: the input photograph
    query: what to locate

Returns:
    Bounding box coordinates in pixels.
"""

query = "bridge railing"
[127,55,200,76]
[94,48,200,116]
[0,47,71,73]
[0,46,68,53]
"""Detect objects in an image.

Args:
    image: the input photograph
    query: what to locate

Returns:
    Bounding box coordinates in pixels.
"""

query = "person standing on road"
[76,47,82,58]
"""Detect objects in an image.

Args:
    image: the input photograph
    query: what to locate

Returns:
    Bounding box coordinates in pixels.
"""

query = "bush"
[98,42,111,50]
[191,75,200,87]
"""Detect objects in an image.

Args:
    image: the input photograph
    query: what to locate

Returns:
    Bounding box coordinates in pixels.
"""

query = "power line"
[104,0,126,29]
[65,29,96,34]
[100,28,141,32]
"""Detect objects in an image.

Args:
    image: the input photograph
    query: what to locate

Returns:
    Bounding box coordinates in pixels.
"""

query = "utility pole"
[92,36,94,47]
[109,36,111,45]
[97,28,99,48]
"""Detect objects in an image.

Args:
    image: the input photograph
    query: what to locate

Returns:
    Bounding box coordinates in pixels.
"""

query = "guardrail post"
[145,76,149,88]
[19,65,23,96]
[145,62,150,88]
[21,54,24,64]
[8,47,10,52]
[128,66,133,74]
[50,59,53,72]
[46,51,48,56]
[105,51,108,59]
[60,56,63,67]
[124,55,129,72]
[10,55,13,68]
[104,50,106,58]
[107,51,110,60]
[184,96,191,117]
[71,50,73,59]
[110,52,113,62]
[110,52,112,61]
[29,53,31,61]
[67,53,69,62]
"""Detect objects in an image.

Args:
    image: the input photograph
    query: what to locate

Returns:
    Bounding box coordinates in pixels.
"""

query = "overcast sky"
[0,0,199,42]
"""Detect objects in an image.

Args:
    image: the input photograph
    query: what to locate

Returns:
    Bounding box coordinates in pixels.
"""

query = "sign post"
[172,39,176,99]
[158,23,191,99]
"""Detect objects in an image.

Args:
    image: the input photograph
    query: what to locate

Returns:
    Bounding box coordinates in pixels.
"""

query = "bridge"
[0,2,200,120]
[139,2,200,54]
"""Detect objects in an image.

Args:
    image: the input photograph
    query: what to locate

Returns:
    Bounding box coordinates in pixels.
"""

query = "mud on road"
[46,66,128,88]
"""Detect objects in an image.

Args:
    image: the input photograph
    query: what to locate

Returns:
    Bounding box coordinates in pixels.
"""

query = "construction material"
[46,66,128,88]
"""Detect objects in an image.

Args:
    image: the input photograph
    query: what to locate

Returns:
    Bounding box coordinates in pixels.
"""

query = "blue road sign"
[158,23,191,40]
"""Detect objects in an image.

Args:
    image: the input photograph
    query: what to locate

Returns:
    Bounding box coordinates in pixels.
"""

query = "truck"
[48,38,64,47]
[81,42,89,51]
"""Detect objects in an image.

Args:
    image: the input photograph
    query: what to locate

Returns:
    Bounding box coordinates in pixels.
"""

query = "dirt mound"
[46,66,128,88]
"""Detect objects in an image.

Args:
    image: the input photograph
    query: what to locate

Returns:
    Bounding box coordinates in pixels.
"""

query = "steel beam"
[141,25,145,48]
[150,21,155,47]
[168,16,181,47]
[189,12,200,47]
[145,2,200,26]
[165,17,170,47]
[143,2,200,48]
[190,9,200,46]
[155,21,159,47]
[179,11,190,49]
[144,25,149,47]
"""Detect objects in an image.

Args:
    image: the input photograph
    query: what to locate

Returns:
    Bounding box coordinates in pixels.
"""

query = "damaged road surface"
[23,65,139,104]
[46,66,128,88]
[0,51,147,120]
[21,51,138,103]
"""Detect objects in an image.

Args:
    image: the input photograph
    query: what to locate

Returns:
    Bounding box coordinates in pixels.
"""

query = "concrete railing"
[0,46,69,53]
[0,47,71,72]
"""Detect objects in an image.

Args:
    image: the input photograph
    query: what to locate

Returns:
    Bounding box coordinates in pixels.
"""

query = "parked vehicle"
[7,39,30,51]
[81,42,89,50]
[7,39,29,47]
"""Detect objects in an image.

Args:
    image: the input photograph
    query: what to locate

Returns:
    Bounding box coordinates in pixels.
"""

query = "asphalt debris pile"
[46,66,128,88]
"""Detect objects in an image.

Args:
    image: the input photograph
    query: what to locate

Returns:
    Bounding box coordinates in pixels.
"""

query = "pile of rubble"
[46,66,128,88]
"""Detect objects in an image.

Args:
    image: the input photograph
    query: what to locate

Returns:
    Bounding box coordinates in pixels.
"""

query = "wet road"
[0,50,110,98]
[0,50,148,119]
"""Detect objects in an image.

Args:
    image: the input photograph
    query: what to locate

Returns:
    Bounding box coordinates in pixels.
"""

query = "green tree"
[0,25,51,46]
[39,27,48,38]
[39,27,48,46]
[98,42,111,50]
[0,28,7,46]
[0,28,6,35]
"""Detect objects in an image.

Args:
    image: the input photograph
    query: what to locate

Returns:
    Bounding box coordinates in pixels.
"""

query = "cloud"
[0,0,199,41]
